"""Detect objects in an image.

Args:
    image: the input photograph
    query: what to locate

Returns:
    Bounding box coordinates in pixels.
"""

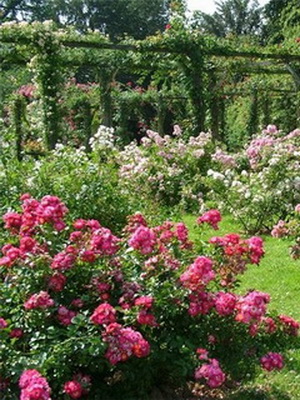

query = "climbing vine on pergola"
[0,20,299,150]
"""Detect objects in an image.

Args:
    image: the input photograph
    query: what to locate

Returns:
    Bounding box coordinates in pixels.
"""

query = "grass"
[183,214,300,400]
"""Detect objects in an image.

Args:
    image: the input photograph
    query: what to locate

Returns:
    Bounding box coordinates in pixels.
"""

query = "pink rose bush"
[117,127,214,210]
[271,204,300,259]
[0,196,298,399]
[206,126,300,233]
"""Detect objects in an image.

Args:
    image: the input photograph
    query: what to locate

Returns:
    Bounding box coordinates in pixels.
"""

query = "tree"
[0,0,25,21]
[262,0,300,43]
[0,0,171,40]
[191,0,262,37]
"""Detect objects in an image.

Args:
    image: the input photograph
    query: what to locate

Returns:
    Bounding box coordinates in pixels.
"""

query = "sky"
[187,0,270,14]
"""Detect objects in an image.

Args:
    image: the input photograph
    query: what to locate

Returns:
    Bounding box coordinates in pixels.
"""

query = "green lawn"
[183,214,300,400]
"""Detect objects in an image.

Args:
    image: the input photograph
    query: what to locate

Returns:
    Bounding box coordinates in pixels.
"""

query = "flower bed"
[0,195,298,399]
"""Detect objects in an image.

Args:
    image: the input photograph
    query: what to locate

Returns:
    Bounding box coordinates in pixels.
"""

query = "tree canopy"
[0,0,171,39]
[191,0,262,37]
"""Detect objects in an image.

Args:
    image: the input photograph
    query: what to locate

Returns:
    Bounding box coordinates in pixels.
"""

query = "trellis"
[0,22,299,151]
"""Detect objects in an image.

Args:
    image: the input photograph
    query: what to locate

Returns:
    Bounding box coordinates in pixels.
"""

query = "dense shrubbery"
[2,123,299,234]
[0,195,298,399]
[0,138,165,234]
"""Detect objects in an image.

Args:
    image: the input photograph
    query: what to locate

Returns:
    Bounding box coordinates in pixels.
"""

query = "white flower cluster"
[89,125,115,151]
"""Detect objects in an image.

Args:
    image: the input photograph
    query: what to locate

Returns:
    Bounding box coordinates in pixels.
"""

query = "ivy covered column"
[182,51,206,134]
[208,68,220,140]
[12,95,25,161]
[247,86,259,137]
[31,22,64,150]
[157,93,167,135]
[219,95,227,142]
[262,91,270,127]
[98,69,113,127]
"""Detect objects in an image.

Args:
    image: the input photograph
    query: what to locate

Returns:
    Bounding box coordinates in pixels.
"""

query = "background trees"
[191,0,262,37]
[0,0,171,39]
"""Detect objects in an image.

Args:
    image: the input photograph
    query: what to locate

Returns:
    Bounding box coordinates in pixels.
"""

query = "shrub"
[0,195,298,399]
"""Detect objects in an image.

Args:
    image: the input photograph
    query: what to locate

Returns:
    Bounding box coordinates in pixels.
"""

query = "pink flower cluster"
[260,352,284,371]
[195,358,226,388]
[0,237,41,268]
[135,296,157,326]
[197,210,222,230]
[63,374,91,400]
[51,249,77,271]
[19,369,51,400]
[3,194,68,235]
[246,136,275,167]
[235,291,270,324]
[24,291,54,310]
[48,273,67,292]
[17,84,36,99]
[0,195,68,267]
[271,220,288,238]
[90,227,120,256]
[124,212,148,234]
[212,149,236,168]
[188,292,215,316]
[50,221,120,271]
[279,315,300,336]
[128,226,157,254]
[209,233,264,284]
[214,292,237,316]
[180,256,215,291]
[64,381,83,399]
[0,317,8,329]
[90,303,116,325]
[102,323,150,365]
[57,306,77,326]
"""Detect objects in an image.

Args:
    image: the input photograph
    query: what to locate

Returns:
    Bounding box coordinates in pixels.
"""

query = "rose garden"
[0,1,300,399]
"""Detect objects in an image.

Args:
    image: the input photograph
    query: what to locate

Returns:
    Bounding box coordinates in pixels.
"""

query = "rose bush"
[116,126,214,211]
[206,125,300,233]
[0,195,298,399]
[271,204,300,259]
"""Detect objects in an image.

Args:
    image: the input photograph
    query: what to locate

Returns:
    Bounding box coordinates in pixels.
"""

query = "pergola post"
[12,95,24,161]
[208,68,220,140]
[247,86,259,137]
[99,69,113,127]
